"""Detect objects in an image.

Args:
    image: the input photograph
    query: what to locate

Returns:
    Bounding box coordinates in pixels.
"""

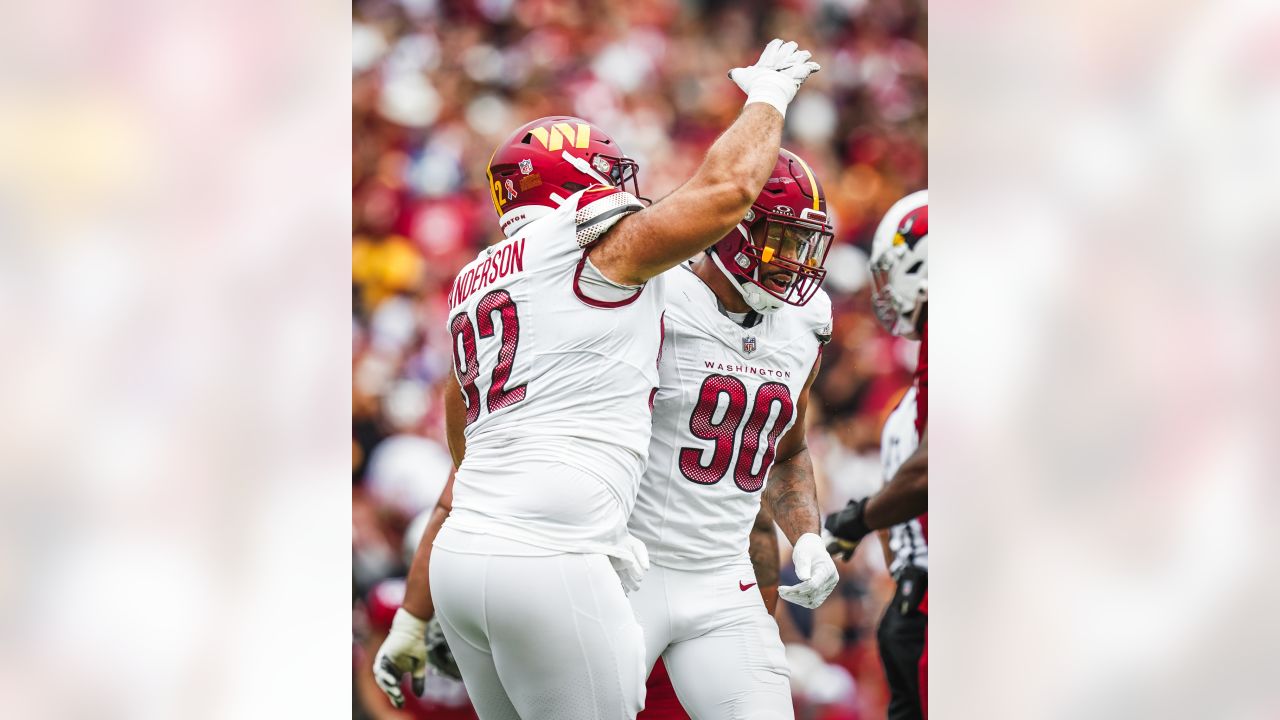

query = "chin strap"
[738,279,784,314]
[708,247,783,315]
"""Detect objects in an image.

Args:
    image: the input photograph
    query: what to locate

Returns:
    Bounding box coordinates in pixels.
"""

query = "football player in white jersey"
[628,148,841,720]
[373,40,822,720]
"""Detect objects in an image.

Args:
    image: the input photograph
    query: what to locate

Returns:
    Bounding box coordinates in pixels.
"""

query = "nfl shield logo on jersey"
[742,336,757,354]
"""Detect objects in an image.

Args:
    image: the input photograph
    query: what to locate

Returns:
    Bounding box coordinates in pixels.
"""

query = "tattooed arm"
[749,501,781,614]
[766,356,839,609]
[762,357,823,545]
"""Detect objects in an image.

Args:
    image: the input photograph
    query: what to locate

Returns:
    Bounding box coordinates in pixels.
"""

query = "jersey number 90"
[678,374,794,492]
[449,290,526,425]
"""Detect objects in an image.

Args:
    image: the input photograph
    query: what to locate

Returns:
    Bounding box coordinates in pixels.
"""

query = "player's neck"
[692,256,752,314]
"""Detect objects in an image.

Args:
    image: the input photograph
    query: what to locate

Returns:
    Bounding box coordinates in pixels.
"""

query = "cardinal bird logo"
[893,206,929,249]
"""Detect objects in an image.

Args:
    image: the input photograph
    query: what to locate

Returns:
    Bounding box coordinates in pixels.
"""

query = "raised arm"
[589,39,820,285]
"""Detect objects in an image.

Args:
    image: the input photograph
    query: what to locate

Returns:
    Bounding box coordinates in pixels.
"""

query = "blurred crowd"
[352,0,926,717]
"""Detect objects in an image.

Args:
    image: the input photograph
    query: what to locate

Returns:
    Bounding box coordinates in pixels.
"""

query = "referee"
[865,387,928,720]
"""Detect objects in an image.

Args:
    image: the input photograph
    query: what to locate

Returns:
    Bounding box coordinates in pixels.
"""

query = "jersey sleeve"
[811,289,833,344]
[574,185,644,249]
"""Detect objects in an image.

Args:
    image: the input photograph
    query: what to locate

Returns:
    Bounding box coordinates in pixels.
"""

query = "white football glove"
[609,534,651,594]
[778,532,840,609]
[372,608,428,708]
[728,38,822,117]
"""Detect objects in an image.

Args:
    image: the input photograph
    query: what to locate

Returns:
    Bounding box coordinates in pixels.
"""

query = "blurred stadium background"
[351,0,926,717]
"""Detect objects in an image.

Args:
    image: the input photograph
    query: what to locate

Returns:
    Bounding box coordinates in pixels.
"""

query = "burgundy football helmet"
[708,149,833,312]
[486,115,642,237]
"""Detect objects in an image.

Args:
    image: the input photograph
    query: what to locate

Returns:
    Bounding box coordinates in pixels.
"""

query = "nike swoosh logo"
[739,581,757,591]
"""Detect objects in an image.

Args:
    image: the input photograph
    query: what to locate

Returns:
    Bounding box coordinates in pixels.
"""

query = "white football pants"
[629,560,793,720]
[430,525,646,720]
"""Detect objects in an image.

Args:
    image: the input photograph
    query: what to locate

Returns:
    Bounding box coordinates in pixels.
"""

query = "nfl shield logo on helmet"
[519,158,533,175]
[742,336,757,354]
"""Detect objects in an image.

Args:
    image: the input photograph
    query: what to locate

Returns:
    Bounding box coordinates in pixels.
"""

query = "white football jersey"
[881,387,928,576]
[630,265,831,570]
[442,186,666,557]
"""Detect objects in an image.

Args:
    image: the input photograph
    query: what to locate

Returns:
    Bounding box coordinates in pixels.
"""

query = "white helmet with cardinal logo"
[869,190,927,338]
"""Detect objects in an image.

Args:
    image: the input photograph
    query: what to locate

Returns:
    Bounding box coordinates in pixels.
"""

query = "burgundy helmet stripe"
[791,153,822,211]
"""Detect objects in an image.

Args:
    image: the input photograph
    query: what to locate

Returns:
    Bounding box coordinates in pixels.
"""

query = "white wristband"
[391,607,427,634]
[745,83,790,118]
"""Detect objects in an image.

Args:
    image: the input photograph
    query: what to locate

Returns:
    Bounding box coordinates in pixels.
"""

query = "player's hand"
[424,616,463,680]
[372,608,428,708]
[728,38,822,118]
[778,532,840,609]
[824,497,873,561]
[824,528,860,562]
[609,534,650,594]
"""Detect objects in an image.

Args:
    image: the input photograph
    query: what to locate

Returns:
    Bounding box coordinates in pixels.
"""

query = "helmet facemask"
[707,148,834,313]
[550,152,647,204]
[869,241,927,339]
[596,153,646,204]
[725,207,832,312]
[868,192,928,338]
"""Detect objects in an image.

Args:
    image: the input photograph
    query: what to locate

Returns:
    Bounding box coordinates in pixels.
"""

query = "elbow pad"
[575,186,643,249]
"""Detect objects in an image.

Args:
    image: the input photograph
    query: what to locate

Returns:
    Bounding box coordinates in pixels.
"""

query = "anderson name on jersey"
[630,265,831,570]
[443,185,666,557]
